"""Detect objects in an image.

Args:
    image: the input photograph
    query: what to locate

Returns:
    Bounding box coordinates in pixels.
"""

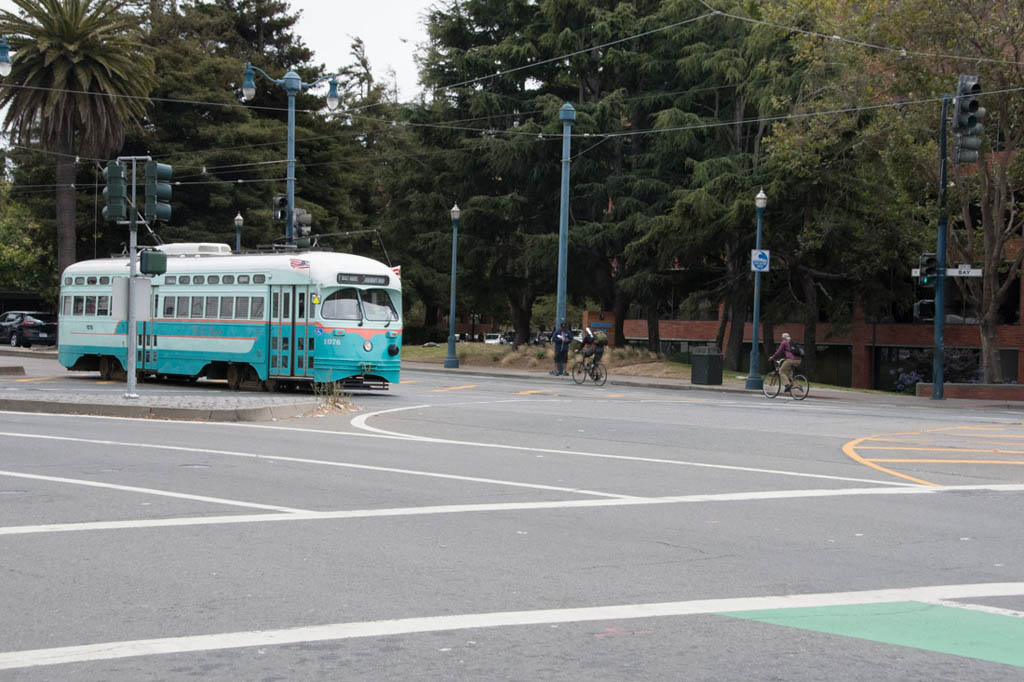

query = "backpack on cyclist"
[791,342,805,357]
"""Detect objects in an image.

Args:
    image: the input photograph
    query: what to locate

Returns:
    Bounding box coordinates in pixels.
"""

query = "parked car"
[0,311,58,348]
[483,333,502,345]
[501,330,516,345]
[531,331,550,345]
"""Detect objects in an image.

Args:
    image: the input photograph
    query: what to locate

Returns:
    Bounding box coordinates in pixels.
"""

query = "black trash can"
[690,345,723,385]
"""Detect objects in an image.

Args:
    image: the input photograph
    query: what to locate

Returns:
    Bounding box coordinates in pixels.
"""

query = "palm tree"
[0,0,155,276]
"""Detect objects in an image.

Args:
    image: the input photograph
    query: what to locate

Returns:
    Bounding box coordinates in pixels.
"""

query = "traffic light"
[139,249,167,276]
[953,75,984,165]
[273,195,288,221]
[101,161,126,222]
[144,160,172,223]
[919,252,937,287]
[914,299,935,323]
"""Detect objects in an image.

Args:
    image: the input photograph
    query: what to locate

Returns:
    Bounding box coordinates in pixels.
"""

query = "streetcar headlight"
[363,340,373,352]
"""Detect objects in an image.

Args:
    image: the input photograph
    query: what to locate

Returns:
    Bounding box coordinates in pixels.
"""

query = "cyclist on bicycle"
[769,332,801,392]
[580,327,606,370]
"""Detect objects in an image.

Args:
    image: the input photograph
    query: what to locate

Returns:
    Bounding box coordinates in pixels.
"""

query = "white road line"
[1,582,1022,671]
[3,484,1022,537]
[0,432,637,501]
[0,470,307,513]
[923,599,1024,618]
[349,404,921,487]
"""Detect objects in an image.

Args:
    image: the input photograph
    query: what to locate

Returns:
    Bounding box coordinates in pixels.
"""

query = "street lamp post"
[241,63,340,242]
[234,212,244,252]
[555,102,575,331]
[745,188,768,391]
[444,204,461,369]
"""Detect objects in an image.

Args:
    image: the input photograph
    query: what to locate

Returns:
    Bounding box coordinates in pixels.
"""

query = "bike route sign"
[751,249,770,272]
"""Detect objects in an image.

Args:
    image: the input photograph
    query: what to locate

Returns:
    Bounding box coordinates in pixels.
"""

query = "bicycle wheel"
[790,375,810,400]
[591,363,607,386]
[762,372,781,398]
[571,361,587,384]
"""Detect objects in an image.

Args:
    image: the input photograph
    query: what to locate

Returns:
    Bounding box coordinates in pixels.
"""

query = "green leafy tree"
[0,0,155,276]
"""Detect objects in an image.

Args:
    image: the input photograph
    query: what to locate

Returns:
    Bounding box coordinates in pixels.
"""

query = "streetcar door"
[269,285,312,378]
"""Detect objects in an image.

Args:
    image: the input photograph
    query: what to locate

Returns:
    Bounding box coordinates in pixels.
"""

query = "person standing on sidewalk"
[551,322,572,376]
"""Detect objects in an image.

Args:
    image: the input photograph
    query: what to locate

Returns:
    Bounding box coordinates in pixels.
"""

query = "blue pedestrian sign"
[751,249,770,272]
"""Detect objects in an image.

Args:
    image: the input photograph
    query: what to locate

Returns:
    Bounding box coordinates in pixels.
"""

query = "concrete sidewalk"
[2,347,1021,420]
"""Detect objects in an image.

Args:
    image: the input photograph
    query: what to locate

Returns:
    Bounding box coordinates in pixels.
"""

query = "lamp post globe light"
[745,188,768,391]
[444,204,461,369]
[234,212,244,252]
[241,63,341,242]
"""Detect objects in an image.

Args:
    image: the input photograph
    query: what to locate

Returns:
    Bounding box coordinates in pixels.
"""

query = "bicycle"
[571,352,607,386]
[762,359,809,400]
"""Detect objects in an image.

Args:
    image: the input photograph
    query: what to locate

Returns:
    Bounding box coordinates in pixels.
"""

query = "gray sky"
[0,0,435,100]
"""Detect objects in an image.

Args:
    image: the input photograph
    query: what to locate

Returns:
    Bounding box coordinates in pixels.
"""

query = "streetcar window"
[87,277,97,285]
[222,275,235,284]
[253,274,266,283]
[97,296,110,316]
[208,275,220,285]
[271,292,279,318]
[235,296,249,319]
[251,297,265,319]
[361,289,399,321]
[191,296,204,318]
[165,276,177,285]
[205,296,218,318]
[75,277,85,285]
[63,297,72,315]
[238,275,250,284]
[163,297,175,318]
[298,292,305,319]
[179,276,190,285]
[64,277,71,285]
[320,288,361,320]
[100,276,110,285]
[176,296,189,317]
[220,296,234,319]
[73,296,84,315]
[85,296,97,315]
[194,275,205,285]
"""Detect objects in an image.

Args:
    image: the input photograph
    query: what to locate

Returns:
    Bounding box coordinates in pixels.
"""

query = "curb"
[0,398,319,422]
[0,365,26,376]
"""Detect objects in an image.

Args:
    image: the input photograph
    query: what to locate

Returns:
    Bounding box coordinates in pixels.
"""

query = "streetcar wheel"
[226,364,243,391]
[98,356,113,381]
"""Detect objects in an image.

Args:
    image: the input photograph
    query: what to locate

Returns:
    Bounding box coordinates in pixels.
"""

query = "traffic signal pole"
[126,159,140,399]
[933,94,951,400]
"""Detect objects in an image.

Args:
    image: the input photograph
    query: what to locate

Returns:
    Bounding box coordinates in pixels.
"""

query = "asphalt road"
[1,362,1023,680]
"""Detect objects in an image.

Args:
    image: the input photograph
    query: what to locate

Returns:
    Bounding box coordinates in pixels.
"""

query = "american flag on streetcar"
[392,265,401,278]
[289,258,310,269]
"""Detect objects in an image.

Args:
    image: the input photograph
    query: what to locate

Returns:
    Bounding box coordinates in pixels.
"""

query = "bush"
[403,325,448,346]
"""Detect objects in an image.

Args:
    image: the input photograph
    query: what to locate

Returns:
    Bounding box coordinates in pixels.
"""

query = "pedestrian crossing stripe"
[722,601,1024,668]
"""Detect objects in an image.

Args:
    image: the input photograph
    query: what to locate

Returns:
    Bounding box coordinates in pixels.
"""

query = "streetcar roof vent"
[155,243,233,256]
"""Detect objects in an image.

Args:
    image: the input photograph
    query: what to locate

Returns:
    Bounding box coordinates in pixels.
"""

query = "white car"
[483,333,502,345]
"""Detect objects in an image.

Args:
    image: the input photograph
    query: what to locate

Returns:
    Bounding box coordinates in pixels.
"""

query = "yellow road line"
[842,435,939,486]
[399,380,418,384]
[867,458,1024,464]
[15,377,55,383]
[430,384,477,393]
[856,445,1024,455]
[516,389,550,395]
[96,381,116,385]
